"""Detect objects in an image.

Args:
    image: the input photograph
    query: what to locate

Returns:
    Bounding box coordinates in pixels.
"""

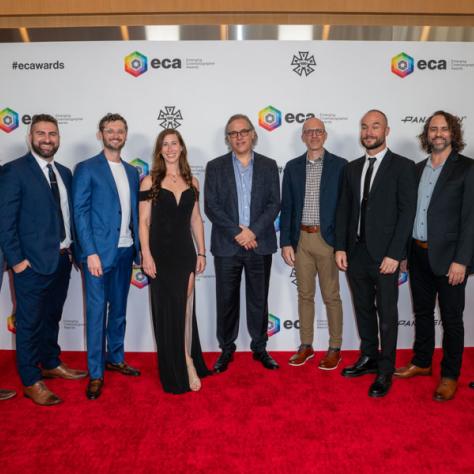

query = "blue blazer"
[72,152,140,269]
[204,152,280,257]
[0,152,74,275]
[280,150,347,249]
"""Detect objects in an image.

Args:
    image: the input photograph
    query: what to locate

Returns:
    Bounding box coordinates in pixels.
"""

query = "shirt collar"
[232,151,254,167]
[306,149,325,163]
[31,150,55,170]
[427,155,447,170]
[365,147,388,163]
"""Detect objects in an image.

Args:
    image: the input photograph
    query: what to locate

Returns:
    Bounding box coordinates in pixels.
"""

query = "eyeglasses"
[227,128,252,139]
[103,128,127,136]
[303,128,325,137]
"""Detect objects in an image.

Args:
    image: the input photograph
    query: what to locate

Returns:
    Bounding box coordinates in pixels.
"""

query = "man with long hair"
[205,114,280,372]
[73,113,141,400]
[395,111,474,402]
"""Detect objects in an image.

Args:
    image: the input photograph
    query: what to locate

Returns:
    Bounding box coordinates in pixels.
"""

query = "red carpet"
[0,348,473,473]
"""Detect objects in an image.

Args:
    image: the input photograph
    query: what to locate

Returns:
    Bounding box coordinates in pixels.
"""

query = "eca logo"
[391,52,447,78]
[131,265,149,289]
[267,313,281,337]
[258,105,316,131]
[129,158,149,181]
[0,108,19,133]
[124,51,182,77]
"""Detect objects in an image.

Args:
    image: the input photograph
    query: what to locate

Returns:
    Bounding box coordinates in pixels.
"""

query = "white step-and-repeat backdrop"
[1,41,473,352]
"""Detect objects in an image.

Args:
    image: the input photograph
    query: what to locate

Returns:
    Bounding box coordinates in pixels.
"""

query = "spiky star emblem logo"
[158,106,183,129]
[291,51,316,76]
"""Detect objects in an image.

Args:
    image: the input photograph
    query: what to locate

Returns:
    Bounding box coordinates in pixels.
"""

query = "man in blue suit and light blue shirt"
[73,113,140,400]
[0,114,87,406]
[280,118,347,370]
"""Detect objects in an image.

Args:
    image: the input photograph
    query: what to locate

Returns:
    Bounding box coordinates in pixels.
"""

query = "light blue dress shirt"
[232,153,254,226]
[413,159,446,241]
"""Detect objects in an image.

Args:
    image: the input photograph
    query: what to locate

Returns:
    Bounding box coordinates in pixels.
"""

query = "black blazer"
[412,151,474,276]
[280,150,347,250]
[204,152,280,257]
[335,149,418,263]
[0,153,73,275]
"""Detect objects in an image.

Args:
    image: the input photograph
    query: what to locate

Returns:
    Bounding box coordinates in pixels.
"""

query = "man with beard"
[335,110,417,397]
[73,113,140,400]
[0,114,87,406]
[395,111,474,402]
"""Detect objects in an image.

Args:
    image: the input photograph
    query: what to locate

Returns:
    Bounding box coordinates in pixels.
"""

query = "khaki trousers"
[294,230,343,348]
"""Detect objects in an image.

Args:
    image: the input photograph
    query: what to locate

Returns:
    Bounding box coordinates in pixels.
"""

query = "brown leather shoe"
[288,345,314,366]
[42,362,88,380]
[433,378,457,402]
[24,381,62,406]
[0,389,16,401]
[86,378,104,400]
[105,361,141,376]
[394,363,432,378]
[318,349,342,370]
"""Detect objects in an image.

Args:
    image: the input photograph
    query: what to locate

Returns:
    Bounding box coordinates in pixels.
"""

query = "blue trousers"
[83,246,134,379]
[13,253,72,386]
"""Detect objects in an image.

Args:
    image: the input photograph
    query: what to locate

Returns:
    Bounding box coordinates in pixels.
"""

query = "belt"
[59,247,71,255]
[300,224,320,233]
[414,239,428,249]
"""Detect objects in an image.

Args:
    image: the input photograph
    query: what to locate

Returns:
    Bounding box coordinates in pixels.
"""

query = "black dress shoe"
[253,351,279,370]
[213,351,233,373]
[105,361,141,376]
[469,382,474,389]
[369,374,392,398]
[341,355,378,377]
[86,378,104,400]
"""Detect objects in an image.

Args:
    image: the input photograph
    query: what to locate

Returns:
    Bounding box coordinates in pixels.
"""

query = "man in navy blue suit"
[205,114,280,372]
[0,179,17,401]
[73,113,140,400]
[0,114,87,406]
[280,118,347,370]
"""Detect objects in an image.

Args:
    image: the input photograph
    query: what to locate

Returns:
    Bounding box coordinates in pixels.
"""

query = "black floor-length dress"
[140,187,210,393]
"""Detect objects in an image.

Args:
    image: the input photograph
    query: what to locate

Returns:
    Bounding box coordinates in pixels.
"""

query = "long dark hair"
[418,110,465,153]
[150,129,195,201]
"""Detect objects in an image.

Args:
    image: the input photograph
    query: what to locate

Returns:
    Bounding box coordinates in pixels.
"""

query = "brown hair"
[418,110,465,153]
[31,114,58,129]
[98,113,128,132]
[150,129,195,201]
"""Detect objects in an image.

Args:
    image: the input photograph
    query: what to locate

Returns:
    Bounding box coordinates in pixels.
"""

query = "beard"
[362,136,385,151]
[31,141,59,158]
[103,140,125,152]
[429,137,451,152]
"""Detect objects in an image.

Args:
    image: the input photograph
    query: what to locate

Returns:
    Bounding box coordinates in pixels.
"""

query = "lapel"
[295,153,307,209]
[429,151,458,208]
[223,152,239,213]
[98,152,120,201]
[250,152,262,220]
[26,153,57,209]
[416,159,427,184]
[320,150,334,200]
[123,159,137,211]
[369,149,392,196]
[353,157,365,202]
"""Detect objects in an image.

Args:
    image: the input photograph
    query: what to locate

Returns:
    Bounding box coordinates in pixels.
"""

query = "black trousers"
[409,243,466,379]
[347,242,399,375]
[214,251,272,353]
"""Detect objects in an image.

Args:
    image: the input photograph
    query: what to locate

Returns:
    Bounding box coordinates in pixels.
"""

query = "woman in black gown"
[139,129,210,393]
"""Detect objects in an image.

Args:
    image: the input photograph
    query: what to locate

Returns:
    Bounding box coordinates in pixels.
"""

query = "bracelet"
[197,253,206,258]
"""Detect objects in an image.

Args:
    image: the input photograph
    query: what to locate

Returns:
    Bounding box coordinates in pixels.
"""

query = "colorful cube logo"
[391,52,414,78]
[124,51,148,77]
[259,106,282,131]
[130,158,149,181]
[267,313,281,337]
[398,271,408,286]
[131,265,149,288]
[0,108,19,133]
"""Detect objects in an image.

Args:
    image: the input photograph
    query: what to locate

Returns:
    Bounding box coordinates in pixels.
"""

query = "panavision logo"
[124,51,182,77]
[391,52,447,78]
[0,108,19,133]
